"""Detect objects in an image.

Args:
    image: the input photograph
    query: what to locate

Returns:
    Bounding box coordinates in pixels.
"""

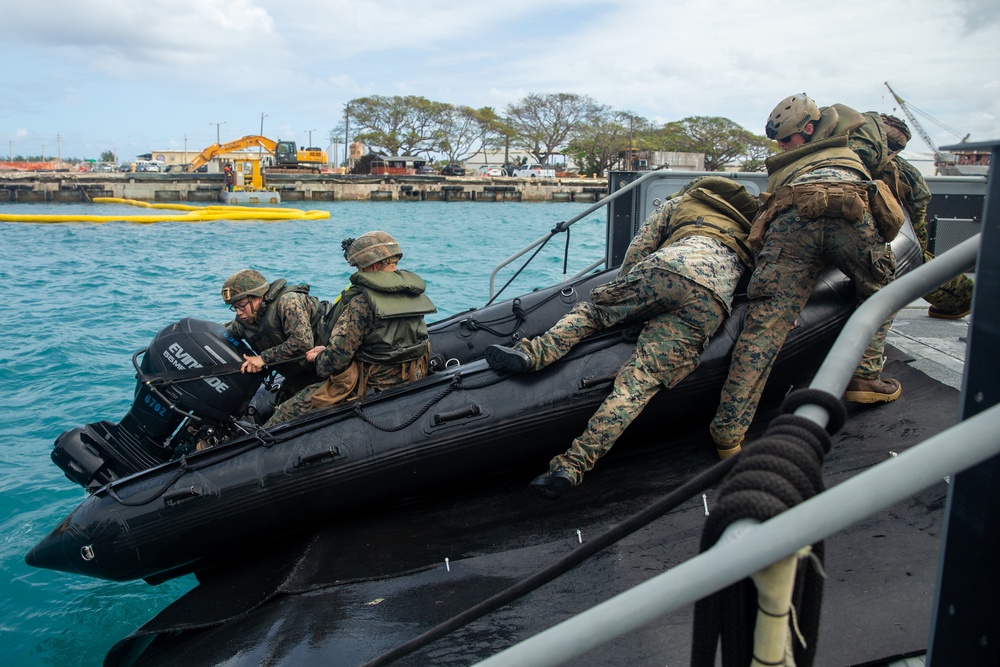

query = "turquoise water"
[0,200,606,665]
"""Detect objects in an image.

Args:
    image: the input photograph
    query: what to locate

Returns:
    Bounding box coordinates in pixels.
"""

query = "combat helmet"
[221,269,269,304]
[344,231,403,268]
[881,114,911,152]
[765,93,821,142]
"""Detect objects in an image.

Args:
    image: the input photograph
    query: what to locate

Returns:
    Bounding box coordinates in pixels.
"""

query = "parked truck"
[511,163,556,178]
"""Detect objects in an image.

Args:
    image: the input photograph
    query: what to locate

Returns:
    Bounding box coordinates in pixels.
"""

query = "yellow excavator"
[187,136,327,175]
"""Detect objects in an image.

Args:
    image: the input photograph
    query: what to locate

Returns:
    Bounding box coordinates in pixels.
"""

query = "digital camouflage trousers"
[515,269,727,486]
[922,250,974,313]
[709,209,896,449]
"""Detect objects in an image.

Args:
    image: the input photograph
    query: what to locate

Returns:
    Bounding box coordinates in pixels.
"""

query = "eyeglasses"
[229,298,254,312]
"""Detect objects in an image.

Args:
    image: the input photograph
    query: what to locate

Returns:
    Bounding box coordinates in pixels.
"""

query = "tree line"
[331,92,778,173]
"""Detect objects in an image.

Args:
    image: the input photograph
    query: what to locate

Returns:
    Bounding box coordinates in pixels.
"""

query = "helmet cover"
[345,231,403,268]
[221,269,268,304]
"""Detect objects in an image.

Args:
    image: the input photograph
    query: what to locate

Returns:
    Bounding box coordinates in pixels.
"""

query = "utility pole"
[57,133,62,162]
[210,121,226,145]
[344,103,350,169]
[259,113,268,162]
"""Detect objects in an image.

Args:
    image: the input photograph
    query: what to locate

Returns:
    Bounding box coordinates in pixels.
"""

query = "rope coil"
[692,391,840,667]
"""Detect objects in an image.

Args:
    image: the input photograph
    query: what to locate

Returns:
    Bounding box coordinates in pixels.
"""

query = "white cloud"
[2,0,998,158]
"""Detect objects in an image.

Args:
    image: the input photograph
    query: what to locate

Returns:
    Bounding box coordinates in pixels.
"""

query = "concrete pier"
[0,171,608,204]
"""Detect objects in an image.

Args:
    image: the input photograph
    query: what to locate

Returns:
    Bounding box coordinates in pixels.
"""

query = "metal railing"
[474,235,989,667]
[487,169,669,299]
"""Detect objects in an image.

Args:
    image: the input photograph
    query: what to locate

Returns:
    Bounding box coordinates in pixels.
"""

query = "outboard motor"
[52,318,264,491]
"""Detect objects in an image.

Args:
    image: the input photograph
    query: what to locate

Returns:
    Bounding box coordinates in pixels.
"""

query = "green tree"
[505,93,597,164]
[347,95,450,157]
[566,108,651,176]
[100,150,116,163]
[438,105,505,164]
[651,116,752,172]
[737,133,777,172]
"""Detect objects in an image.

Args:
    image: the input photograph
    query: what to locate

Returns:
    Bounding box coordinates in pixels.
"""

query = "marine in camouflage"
[710,172,896,449]
[510,190,747,485]
[523,277,726,485]
[266,287,429,426]
[892,154,974,314]
[226,288,324,403]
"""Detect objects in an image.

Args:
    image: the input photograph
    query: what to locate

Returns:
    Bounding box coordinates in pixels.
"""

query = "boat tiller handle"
[432,404,482,426]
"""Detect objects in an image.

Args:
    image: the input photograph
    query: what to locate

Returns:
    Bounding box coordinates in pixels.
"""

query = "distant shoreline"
[0,171,608,204]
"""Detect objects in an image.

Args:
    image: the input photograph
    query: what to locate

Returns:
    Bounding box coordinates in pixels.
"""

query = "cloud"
[2,0,998,158]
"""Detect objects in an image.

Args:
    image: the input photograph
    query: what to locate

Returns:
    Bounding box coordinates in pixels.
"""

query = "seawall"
[0,172,608,204]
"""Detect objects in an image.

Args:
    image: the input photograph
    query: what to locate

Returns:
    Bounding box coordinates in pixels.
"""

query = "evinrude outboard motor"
[52,318,264,491]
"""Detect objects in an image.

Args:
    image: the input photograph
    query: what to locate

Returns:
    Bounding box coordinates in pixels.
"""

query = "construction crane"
[884,82,966,170]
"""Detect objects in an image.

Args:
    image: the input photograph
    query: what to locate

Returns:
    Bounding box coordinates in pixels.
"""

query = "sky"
[2,0,999,164]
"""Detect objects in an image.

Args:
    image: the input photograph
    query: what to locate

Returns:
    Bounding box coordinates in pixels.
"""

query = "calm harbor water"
[0,200,606,665]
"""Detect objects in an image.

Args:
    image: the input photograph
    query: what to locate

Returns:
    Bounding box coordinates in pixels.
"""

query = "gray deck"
[888,295,971,389]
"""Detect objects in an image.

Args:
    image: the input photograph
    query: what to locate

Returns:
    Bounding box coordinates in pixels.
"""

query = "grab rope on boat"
[459,299,529,337]
[485,220,572,308]
[690,388,846,667]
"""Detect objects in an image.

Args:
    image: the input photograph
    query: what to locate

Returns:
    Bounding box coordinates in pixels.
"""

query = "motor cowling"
[52,318,264,491]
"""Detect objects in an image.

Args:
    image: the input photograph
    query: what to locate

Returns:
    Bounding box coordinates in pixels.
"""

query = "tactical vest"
[750,104,913,247]
[887,154,928,219]
[848,109,891,179]
[241,279,337,361]
[348,270,437,365]
[662,180,757,267]
[766,134,870,190]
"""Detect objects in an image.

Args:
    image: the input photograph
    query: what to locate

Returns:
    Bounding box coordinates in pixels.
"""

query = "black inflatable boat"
[25,214,922,584]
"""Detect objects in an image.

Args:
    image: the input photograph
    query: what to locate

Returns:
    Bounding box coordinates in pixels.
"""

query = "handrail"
[473,236,983,667]
[487,169,669,298]
[795,234,978,430]
[487,169,769,298]
[474,403,1000,667]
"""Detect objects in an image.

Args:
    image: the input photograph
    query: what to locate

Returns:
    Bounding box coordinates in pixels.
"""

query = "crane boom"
[883,82,955,168]
[187,135,280,172]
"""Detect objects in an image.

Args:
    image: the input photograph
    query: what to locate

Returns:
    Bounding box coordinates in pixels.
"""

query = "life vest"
[752,104,907,246]
[848,109,891,179]
[662,177,758,267]
[348,270,437,365]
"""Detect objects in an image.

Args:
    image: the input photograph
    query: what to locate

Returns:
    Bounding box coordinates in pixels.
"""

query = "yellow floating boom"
[0,197,330,224]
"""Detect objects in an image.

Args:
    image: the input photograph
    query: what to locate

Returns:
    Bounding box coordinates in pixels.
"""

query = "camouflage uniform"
[710,103,896,450]
[516,196,745,485]
[892,154,974,314]
[267,276,433,425]
[226,289,326,403]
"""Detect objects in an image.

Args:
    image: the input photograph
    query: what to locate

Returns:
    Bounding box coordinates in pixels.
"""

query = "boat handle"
[163,485,205,506]
[295,446,346,468]
[432,404,482,426]
[581,373,616,389]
